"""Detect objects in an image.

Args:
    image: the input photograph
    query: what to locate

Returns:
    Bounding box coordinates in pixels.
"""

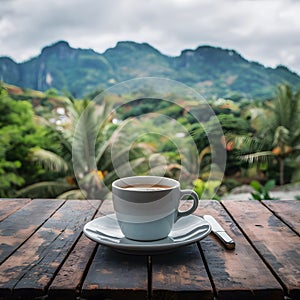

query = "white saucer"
[83,214,211,255]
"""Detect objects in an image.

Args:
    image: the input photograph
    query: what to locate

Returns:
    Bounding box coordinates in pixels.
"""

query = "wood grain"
[262,200,300,235]
[0,199,31,222]
[81,246,148,300]
[222,200,300,300]
[48,200,103,300]
[1,198,298,300]
[198,200,283,300]
[152,243,213,300]
[0,200,100,299]
[0,199,64,264]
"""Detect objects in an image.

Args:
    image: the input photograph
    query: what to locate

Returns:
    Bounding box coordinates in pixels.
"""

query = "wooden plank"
[222,200,300,300]
[48,200,104,300]
[152,243,213,300]
[0,200,101,300]
[198,200,283,300]
[81,200,148,300]
[0,199,31,222]
[81,246,148,300]
[0,199,64,264]
[262,200,300,235]
[48,234,98,300]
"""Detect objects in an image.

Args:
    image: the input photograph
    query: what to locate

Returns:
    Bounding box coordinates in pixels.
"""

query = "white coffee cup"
[112,176,199,241]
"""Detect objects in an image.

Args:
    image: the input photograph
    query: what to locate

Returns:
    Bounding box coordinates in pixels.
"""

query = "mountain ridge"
[1,40,300,99]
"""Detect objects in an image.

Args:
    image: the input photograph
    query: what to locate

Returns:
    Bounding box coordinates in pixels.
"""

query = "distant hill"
[1,40,300,99]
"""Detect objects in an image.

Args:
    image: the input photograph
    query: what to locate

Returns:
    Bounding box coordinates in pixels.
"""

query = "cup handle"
[176,189,199,221]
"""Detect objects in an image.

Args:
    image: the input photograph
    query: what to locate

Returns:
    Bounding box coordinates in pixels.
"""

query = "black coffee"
[122,184,171,191]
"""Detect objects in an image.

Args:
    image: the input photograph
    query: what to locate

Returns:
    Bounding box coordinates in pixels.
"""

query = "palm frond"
[100,142,151,172]
[30,148,69,172]
[34,114,73,154]
[16,180,72,198]
[95,118,143,168]
[57,189,86,200]
[234,135,265,152]
[273,126,289,146]
[293,145,300,151]
[240,151,274,164]
[65,97,81,124]
[72,107,99,173]
[198,146,211,165]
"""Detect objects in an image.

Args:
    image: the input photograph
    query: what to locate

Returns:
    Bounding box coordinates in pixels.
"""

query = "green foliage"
[44,88,59,97]
[0,85,54,197]
[117,98,180,120]
[193,178,221,200]
[222,178,241,192]
[239,84,300,185]
[2,78,300,200]
[250,179,277,200]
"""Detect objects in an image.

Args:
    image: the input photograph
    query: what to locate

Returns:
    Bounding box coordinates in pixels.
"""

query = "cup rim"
[112,175,179,191]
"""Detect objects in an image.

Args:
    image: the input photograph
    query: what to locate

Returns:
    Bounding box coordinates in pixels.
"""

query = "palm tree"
[238,84,300,185]
[17,98,155,199]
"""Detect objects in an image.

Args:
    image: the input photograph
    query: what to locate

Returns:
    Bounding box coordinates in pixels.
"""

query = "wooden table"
[0,198,299,300]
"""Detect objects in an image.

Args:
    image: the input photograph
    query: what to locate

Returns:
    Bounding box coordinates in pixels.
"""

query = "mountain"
[1,40,300,99]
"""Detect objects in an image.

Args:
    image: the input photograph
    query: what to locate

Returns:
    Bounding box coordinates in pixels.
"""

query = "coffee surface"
[122,184,171,191]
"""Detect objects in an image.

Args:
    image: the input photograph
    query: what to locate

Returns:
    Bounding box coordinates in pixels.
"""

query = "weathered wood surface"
[0,200,101,299]
[48,200,102,300]
[0,199,299,300]
[81,245,148,300]
[0,199,30,222]
[262,200,300,235]
[199,200,283,300]
[222,200,300,300]
[0,199,64,264]
[152,243,213,300]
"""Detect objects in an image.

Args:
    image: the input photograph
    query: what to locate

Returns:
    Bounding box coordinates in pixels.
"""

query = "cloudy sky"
[1,0,300,74]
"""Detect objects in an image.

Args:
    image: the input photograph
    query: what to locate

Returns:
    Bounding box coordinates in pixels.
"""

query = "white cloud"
[0,0,299,74]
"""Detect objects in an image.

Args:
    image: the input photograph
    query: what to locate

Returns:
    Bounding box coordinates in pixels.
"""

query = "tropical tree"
[238,84,300,185]
[17,97,164,199]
